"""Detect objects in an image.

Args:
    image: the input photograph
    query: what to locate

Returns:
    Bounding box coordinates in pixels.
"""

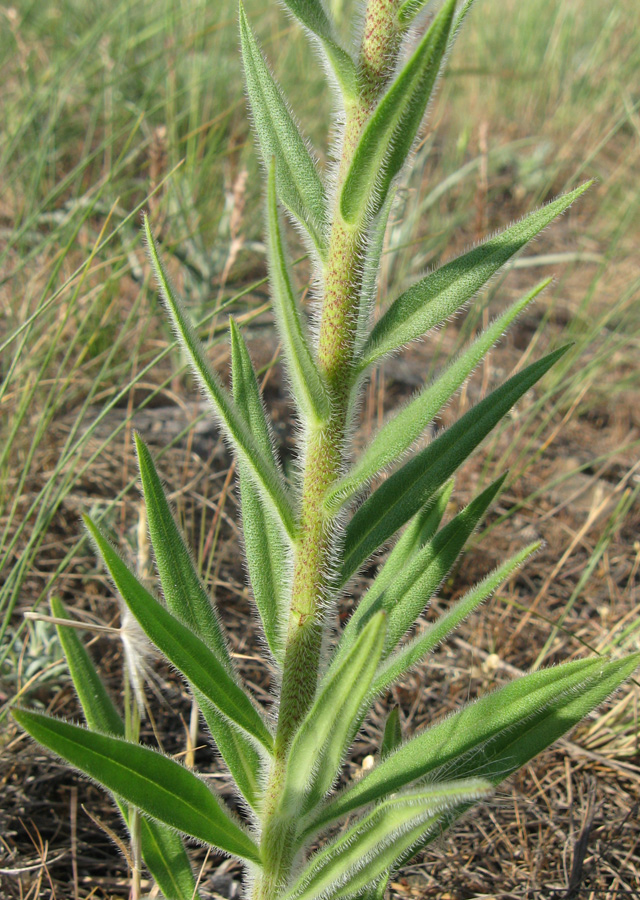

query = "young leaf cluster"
[14,2,638,899]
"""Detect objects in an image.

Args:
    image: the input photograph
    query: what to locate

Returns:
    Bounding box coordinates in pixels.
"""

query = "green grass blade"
[338,474,506,664]
[267,160,331,426]
[143,215,298,541]
[373,542,541,695]
[50,597,200,900]
[12,709,261,864]
[275,0,357,96]
[230,319,290,664]
[134,435,231,663]
[340,0,456,226]
[288,780,492,900]
[239,5,329,253]
[304,655,638,834]
[334,345,570,582]
[85,516,274,752]
[346,281,549,492]
[361,184,591,368]
[282,612,386,814]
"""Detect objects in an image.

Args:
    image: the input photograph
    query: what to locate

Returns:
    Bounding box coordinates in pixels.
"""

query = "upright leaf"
[240,5,328,253]
[304,655,638,835]
[12,709,261,864]
[354,188,397,358]
[381,707,402,760]
[50,597,201,900]
[345,281,548,495]
[267,159,331,426]
[288,780,492,900]
[85,516,274,752]
[277,0,357,96]
[230,319,290,663]
[134,435,230,662]
[281,612,386,814]
[372,542,540,695]
[333,345,570,583]
[361,184,591,368]
[340,0,456,226]
[144,215,297,540]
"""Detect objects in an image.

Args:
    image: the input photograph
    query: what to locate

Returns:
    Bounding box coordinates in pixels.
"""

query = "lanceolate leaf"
[282,612,386,814]
[12,709,261,864]
[372,542,540,696]
[340,0,456,226]
[351,474,507,656]
[381,707,402,760]
[239,6,328,253]
[334,345,570,583]
[267,159,331,426]
[50,597,201,900]
[143,215,297,541]
[230,319,290,663]
[85,516,274,752]
[360,183,591,369]
[134,435,230,663]
[288,780,492,900]
[354,188,397,358]
[344,280,548,495]
[304,655,639,835]
[277,0,357,96]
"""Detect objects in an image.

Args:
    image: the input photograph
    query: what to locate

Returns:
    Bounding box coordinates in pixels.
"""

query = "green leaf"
[266,159,331,426]
[275,0,357,96]
[85,516,274,753]
[381,707,402,761]
[239,5,329,253]
[340,0,456,226]
[304,655,638,835]
[282,612,386,815]
[134,435,230,663]
[372,542,540,696]
[50,595,123,737]
[335,345,570,584]
[339,475,507,660]
[344,280,549,496]
[143,215,297,541]
[12,708,261,864]
[354,188,397,358]
[50,597,200,900]
[361,184,591,368]
[230,319,290,664]
[288,780,492,900]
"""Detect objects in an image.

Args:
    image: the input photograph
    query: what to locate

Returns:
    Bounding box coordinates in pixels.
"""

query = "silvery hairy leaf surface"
[14,1,638,899]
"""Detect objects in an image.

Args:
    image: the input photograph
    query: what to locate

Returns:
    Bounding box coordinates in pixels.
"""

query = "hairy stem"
[255,3,403,898]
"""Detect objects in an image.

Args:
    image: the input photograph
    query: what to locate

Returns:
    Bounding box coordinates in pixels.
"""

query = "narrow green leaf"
[288,780,492,900]
[334,345,570,583]
[267,159,331,426]
[12,709,261,864]
[381,707,402,761]
[340,475,507,659]
[340,0,456,226]
[50,595,123,737]
[85,516,274,752]
[276,0,357,96]
[373,542,540,696]
[239,5,328,253]
[230,319,290,664]
[134,435,230,663]
[354,188,397,358]
[282,612,386,814]
[399,0,476,29]
[143,215,297,541]
[304,655,634,835]
[50,597,200,900]
[347,281,548,493]
[361,184,591,368]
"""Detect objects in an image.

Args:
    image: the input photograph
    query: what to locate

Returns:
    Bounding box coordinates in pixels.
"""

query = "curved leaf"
[13,709,261,864]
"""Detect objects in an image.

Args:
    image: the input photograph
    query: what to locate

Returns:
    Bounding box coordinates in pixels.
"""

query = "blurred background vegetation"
[1,0,639,894]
